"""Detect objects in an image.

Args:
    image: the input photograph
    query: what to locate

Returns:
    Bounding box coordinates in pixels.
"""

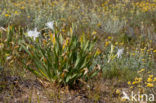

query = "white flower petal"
[46,21,54,30]
[27,28,40,40]
[117,48,124,58]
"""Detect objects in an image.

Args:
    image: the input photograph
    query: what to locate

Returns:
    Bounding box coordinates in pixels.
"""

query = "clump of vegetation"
[21,23,98,86]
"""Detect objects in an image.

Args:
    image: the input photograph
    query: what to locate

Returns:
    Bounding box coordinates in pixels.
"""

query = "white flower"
[27,28,40,40]
[46,21,54,30]
[117,48,124,58]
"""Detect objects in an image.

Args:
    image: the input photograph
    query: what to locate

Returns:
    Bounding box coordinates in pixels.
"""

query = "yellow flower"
[105,41,109,47]
[20,6,25,9]
[14,11,19,15]
[146,83,154,87]
[153,77,156,82]
[115,42,118,45]
[137,78,142,83]
[108,36,112,40]
[132,81,136,85]
[141,48,145,51]
[148,71,151,74]
[147,77,153,82]
[149,75,153,78]
[130,86,133,89]
[128,81,131,85]
[138,68,145,73]
[97,23,101,27]
[116,89,120,94]
[142,59,145,61]
[92,31,97,35]
[153,50,156,53]
[62,29,65,32]
[5,14,10,17]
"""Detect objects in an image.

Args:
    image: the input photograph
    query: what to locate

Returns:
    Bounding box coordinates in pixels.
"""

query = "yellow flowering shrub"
[127,68,156,94]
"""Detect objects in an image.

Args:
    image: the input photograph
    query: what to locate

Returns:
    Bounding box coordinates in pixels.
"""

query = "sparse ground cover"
[0,0,156,103]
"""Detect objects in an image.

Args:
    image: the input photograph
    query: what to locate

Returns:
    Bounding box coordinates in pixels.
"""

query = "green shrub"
[21,26,97,86]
